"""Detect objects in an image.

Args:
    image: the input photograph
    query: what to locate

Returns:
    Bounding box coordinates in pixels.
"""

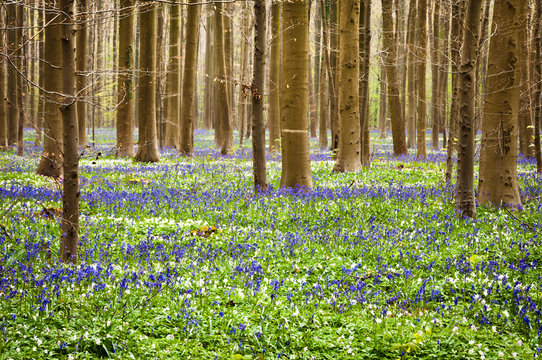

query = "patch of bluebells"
[0,129,541,358]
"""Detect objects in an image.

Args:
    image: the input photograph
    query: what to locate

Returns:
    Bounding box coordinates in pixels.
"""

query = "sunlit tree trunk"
[318,0,330,150]
[430,1,440,150]
[532,0,542,172]
[15,4,25,156]
[416,0,427,159]
[76,0,87,147]
[6,3,18,147]
[518,6,534,158]
[165,3,180,148]
[238,2,251,146]
[135,1,159,162]
[405,0,417,149]
[329,0,339,154]
[59,0,79,264]
[456,0,481,218]
[269,0,281,152]
[311,0,322,139]
[179,0,200,155]
[378,60,387,139]
[252,0,268,191]
[478,0,525,208]
[333,0,360,172]
[382,0,407,155]
[203,9,213,131]
[0,13,6,150]
[37,0,63,177]
[359,0,371,166]
[214,3,233,154]
[116,0,135,157]
[280,0,313,188]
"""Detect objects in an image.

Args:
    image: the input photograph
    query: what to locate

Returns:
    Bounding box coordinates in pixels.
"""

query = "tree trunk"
[116,0,135,157]
[359,0,371,166]
[445,0,463,182]
[378,60,387,139]
[312,0,322,139]
[203,9,213,131]
[0,11,6,149]
[251,0,268,192]
[518,5,534,158]
[179,0,200,155]
[6,3,18,147]
[382,0,407,155]
[164,4,180,148]
[478,0,525,207]
[37,0,63,177]
[59,0,79,264]
[333,0,360,172]
[456,0,482,218]
[269,0,281,152]
[224,4,234,129]
[16,4,25,156]
[329,0,339,154]
[476,0,492,133]
[438,1,450,149]
[415,0,427,159]
[135,2,159,163]
[405,0,417,149]
[430,2,440,150]
[36,2,45,146]
[318,0,330,150]
[532,0,542,172]
[214,3,233,154]
[76,0,87,147]
[280,0,313,189]
[238,1,251,146]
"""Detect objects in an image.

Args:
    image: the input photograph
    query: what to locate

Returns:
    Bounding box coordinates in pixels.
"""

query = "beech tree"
[280,0,313,188]
[478,0,525,208]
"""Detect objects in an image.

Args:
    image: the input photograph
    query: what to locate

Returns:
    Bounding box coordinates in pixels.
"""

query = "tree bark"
[405,0,417,149]
[269,0,281,152]
[312,0,322,139]
[37,0,63,177]
[16,4,25,156]
[214,3,233,154]
[333,0,361,172]
[280,0,313,189]
[382,0,407,155]
[238,2,251,146]
[203,9,213,130]
[76,0,87,147]
[532,0,542,172]
[430,1,440,150]
[518,4,534,158]
[456,0,481,218]
[478,0,525,207]
[164,4,180,148]
[6,3,18,147]
[116,0,135,157]
[59,0,79,264]
[179,0,201,155]
[359,0,371,167]
[329,0,339,154]
[378,60,387,139]
[135,2,160,162]
[416,0,427,159]
[0,12,6,149]
[251,0,268,192]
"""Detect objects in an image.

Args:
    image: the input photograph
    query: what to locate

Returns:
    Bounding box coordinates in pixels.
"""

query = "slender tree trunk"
[0,12,6,149]
[405,0,417,149]
[203,10,213,131]
[445,0,463,182]
[333,0,360,172]
[37,0,63,177]
[135,2,159,162]
[224,4,234,129]
[430,2,440,150]
[378,60,387,139]
[416,0,427,159]
[214,3,233,154]
[36,2,44,146]
[251,0,268,191]
[532,0,542,172]
[359,0,371,166]
[6,3,18,147]
[116,0,135,157]
[269,0,281,152]
[238,2,250,146]
[478,0,525,207]
[155,5,164,148]
[59,0,79,264]
[280,0,313,188]
[456,0,481,218]
[439,1,450,149]
[329,0,339,154]
[165,4,180,148]
[16,4,25,156]
[318,0,329,149]
[382,0,407,155]
[312,0,322,139]
[76,0,87,147]
[476,0,492,133]
[179,0,200,155]
[518,4,534,158]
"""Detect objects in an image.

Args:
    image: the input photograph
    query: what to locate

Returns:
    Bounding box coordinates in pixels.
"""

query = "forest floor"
[0,129,541,359]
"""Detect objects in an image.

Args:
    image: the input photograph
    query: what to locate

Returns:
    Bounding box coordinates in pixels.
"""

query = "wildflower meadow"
[1,129,542,359]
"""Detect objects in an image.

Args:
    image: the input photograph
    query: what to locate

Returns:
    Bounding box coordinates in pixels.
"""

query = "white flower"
[375,318,382,324]
[498,351,504,357]
[503,310,509,318]
[517,340,522,346]
[166,334,174,340]
[452,326,458,334]
[469,340,475,345]
[513,353,518,358]
[468,349,474,355]
[492,326,497,332]
[96,338,101,345]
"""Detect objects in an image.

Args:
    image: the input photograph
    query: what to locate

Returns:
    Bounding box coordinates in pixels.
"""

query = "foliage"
[0,130,541,359]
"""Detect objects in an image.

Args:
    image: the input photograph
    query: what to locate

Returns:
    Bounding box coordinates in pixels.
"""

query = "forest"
[1,0,542,358]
